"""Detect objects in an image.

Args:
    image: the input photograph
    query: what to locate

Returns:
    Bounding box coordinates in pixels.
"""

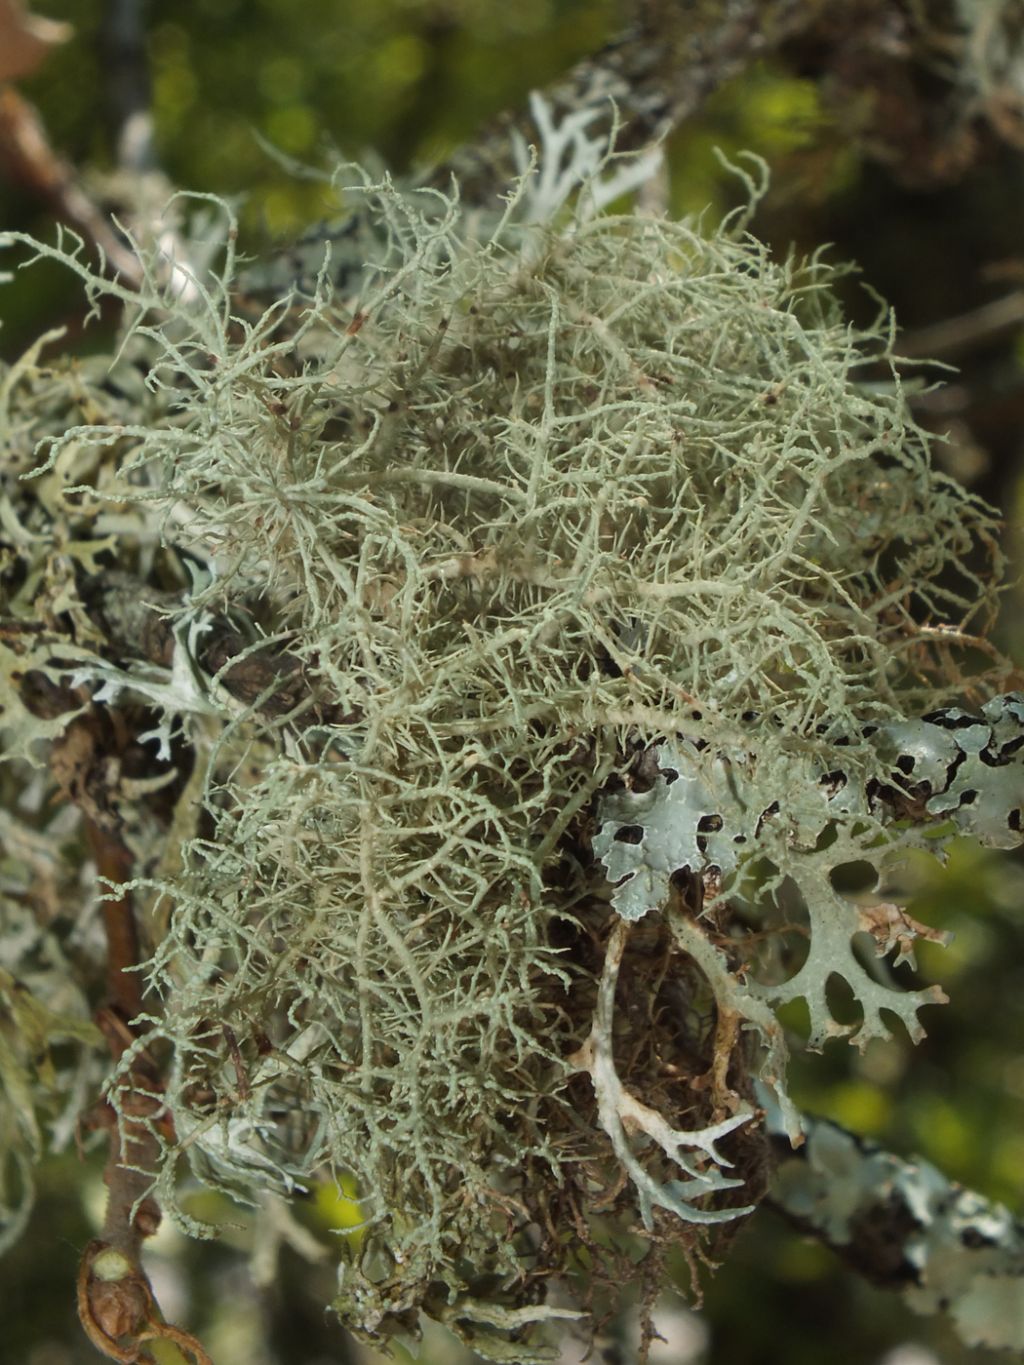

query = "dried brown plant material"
[0,0,70,83]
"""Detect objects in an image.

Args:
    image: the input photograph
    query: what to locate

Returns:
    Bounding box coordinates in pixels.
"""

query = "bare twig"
[0,0,70,82]
[76,823,213,1364]
[86,819,147,1022]
[100,0,156,175]
[0,86,144,286]
[900,289,1024,358]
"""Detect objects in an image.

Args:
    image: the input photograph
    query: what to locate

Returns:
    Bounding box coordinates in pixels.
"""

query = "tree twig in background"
[85,817,146,1024]
[0,87,144,286]
[100,0,156,175]
[900,289,1024,359]
[0,0,70,83]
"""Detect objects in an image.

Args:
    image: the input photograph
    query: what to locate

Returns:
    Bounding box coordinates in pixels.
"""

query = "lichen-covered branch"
[2,78,1022,1360]
[433,1,821,202]
[767,1113,1024,1352]
[434,0,1024,200]
[249,0,1024,305]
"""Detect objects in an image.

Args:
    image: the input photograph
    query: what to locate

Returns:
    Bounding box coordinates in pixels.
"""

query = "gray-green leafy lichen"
[595,694,1024,1051]
[0,128,1017,1359]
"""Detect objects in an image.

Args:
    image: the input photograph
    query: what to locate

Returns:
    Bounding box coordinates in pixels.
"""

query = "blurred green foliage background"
[3,3,1024,1364]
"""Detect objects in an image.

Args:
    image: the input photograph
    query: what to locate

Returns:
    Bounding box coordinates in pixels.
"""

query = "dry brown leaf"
[0,0,71,83]
[857,901,954,969]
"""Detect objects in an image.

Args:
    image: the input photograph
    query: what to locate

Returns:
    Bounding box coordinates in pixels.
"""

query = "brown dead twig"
[20,690,213,1362]
[0,2,145,284]
[0,0,70,83]
[75,817,213,1364]
[3,632,333,1342]
[0,87,145,287]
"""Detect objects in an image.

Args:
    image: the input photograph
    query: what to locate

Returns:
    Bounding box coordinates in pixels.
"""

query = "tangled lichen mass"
[0,148,1017,1360]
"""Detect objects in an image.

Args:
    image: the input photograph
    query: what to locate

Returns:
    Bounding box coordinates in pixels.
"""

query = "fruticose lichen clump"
[0,144,1015,1360]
